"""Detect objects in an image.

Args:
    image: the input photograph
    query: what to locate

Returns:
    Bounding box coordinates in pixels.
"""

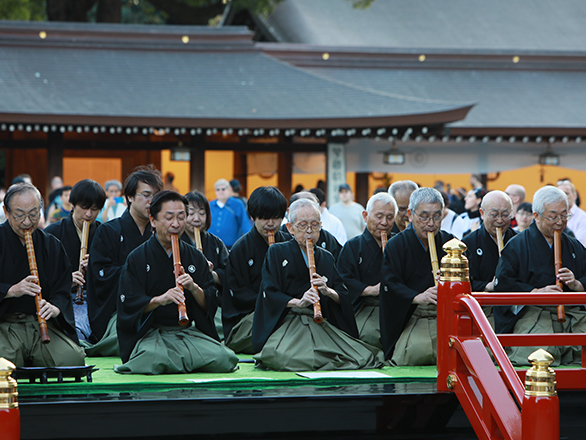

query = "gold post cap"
[525,349,557,397]
[0,357,18,409]
[440,238,469,282]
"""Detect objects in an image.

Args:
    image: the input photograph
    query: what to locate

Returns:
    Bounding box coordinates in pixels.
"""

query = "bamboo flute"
[193,227,203,253]
[24,230,50,343]
[381,230,388,252]
[306,238,324,324]
[267,230,275,246]
[554,230,566,323]
[428,232,439,287]
[74,220,90,305]
[496,227,504,257]
[171,234,190,326]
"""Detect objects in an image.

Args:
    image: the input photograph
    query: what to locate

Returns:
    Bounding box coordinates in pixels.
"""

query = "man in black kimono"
[252,198,384,371]
[338,192,397,348]
[223,186,288,353]
[115,191,237,374]
[86,165,163,355]
[0,183,85,367]
[280,191,342,261]
[495,185,586,366]
[388,180,418,234]
[462,190,516,329]
[45,179,107,341]
[380,187,454,365]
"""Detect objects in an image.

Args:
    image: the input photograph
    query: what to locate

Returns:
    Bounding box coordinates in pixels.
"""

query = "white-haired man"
[388,180,418,233]
[380,188,454,365]
[252,199,383,371]
[338,192,397,348]
[495,185,586,366]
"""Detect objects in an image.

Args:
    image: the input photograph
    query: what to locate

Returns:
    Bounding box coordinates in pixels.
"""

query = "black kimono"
[44,214,100,275]
[494,222,586,333]
[462,224,516,292]
[182,230,229,291]
[87,209,152,341]
[222,226,289,339]
[116,235,219,363]
[0,223,77,342]
[380,225,454,361]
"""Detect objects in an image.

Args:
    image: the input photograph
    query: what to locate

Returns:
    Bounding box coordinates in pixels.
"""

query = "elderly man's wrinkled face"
[534,200,569,241]
[5,191,41,240]
[363,200,395,243]
[394,190,412,231]
[408,202,443,243]
[480,195,513,238]
[287,206,321,249]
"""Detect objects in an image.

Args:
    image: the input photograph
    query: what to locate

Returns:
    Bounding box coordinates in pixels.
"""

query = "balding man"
[463,191,516,292]
[495,186,586,366]
[388,180,419,234]
[0,183,85,367]
[337,192,397,348]
[505,184,526,228]
[380,188,454,365]
[558,180,586,247]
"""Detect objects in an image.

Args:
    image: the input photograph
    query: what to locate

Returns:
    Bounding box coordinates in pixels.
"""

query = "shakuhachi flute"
[554,230,566,323]
[171,234,189,326]
[496,227,504,257]
[381,230,388,252]
[74,220,90,305]
[306,238,324,324]
[193,227,203,253]
[24,230,50,343]
[267,229,275,246]
[427,232,439,287]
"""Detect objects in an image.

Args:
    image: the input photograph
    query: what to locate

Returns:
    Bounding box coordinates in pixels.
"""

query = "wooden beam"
[190,143,205,193]
[46,133,64,197]
[233,152,248,196]
[277,151,293,201]
[355,172,370,208]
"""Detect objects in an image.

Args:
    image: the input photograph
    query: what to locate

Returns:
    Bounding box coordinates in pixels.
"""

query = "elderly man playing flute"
[494,185,586,366]
[0,183,85,367]
[462,190,516,328]
[252,198,384,371]
[337,192,398,349]
[115,191,237,374]
[380,187,454,365]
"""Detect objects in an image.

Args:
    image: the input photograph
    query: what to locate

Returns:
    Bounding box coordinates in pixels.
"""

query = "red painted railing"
[437,278,586,440]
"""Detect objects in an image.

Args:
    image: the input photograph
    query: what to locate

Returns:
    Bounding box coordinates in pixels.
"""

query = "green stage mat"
[17,356,437,396]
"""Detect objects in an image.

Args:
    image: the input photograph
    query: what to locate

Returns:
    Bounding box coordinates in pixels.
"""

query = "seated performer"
[223,186,289,353]
[252,198,384,371]
[495,185,586,366]
[337,192,397,348]
[184,191,229,338]
[86,165,163,356]
[45,179,107,341]
[380,187,454,365]
[0,183,85,367]
[388,180,418,234]
[280,191,343,261]
[115,191,237,374]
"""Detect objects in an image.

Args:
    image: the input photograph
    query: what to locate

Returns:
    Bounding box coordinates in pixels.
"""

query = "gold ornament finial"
[440,238,469,282]
[0,357,18,409]
[525,349,557,397]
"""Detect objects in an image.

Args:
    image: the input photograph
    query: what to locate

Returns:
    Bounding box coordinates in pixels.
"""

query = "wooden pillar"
[277,151,293,201]
[355,172,370,207]
[233,152,248,196]
[47,133,63,197]
[190,141,205,192]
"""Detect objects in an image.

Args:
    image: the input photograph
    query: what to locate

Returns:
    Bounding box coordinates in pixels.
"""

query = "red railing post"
[437,239,470,392]
[522,349,560,440]
[0,358,20,440]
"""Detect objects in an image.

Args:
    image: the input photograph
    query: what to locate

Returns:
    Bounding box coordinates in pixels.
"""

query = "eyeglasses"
[136,191,154,201]
[539,213,571,223]
[486,211,513,221]
[10,211,40,223]
[293,221,322,232]
[413,211,442,224]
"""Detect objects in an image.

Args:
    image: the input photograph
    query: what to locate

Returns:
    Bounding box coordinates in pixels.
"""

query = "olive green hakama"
[225,311,255,354]
[391,304,437,366]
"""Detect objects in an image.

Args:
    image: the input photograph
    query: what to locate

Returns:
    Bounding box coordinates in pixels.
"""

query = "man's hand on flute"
[289,287,320,308]
[362,283,380,297]
[556,267,584,291]
[177,266,206,309]
[38,298,60,320]
[311,272,340,303]
[413,286,438,305]
[144,287,185,313]
[5,276,41,298]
